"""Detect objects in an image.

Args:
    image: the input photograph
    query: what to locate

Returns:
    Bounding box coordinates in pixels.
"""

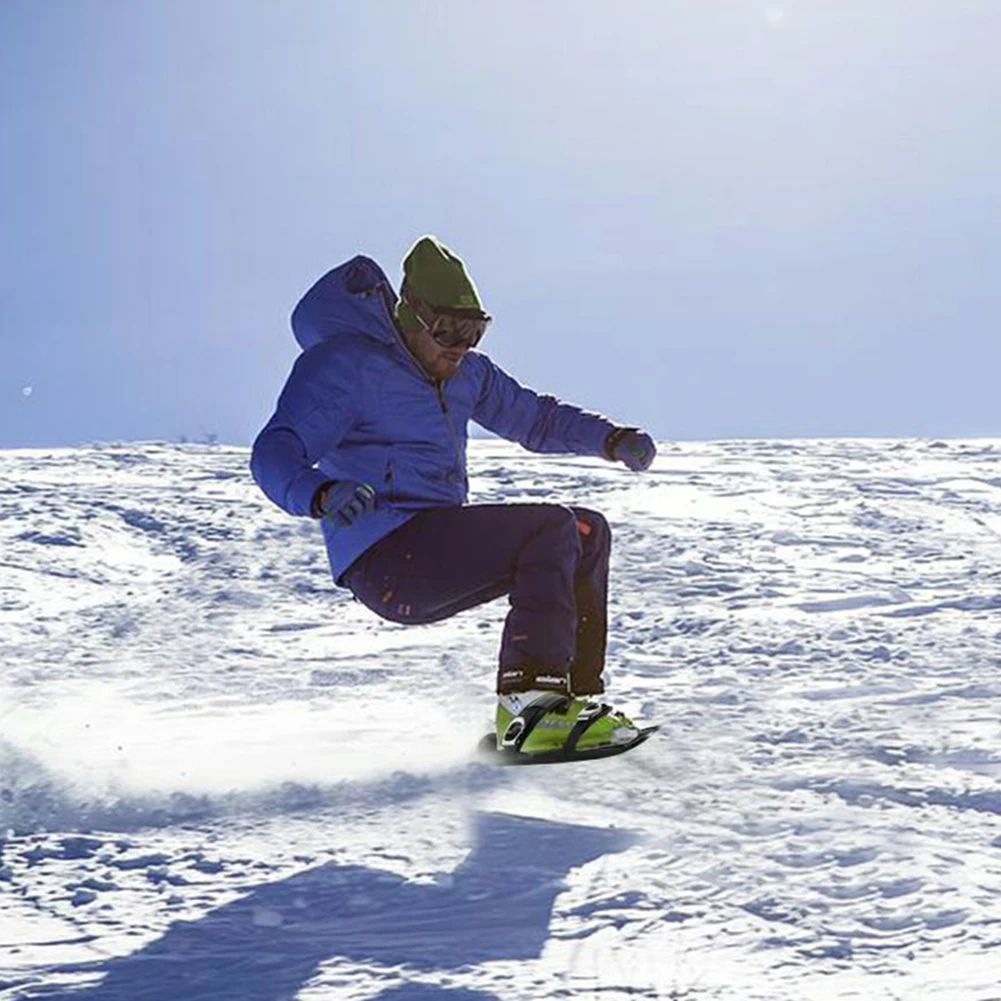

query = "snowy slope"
[1,438,1000,1001]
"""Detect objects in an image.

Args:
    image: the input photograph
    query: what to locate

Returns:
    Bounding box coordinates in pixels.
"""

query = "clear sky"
[2,0,999,448]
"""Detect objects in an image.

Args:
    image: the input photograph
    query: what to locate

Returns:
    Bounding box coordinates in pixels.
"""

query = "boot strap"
[564,702,613,754]
[500,693,571,752]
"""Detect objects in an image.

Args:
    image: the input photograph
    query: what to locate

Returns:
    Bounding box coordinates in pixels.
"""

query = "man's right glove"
[311,479,377,526]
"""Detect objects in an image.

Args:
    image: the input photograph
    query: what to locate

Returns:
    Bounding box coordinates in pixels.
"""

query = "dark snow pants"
[341,504,611,696]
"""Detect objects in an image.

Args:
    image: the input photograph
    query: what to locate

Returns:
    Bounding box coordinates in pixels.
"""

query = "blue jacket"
[250,256,618,584]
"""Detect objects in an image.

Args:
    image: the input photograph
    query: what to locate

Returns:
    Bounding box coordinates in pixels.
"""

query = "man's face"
[398,290,491,382]
[403,323,471,381]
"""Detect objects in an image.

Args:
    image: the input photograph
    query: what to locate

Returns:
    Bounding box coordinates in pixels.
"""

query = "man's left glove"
[604,427,657,471]
[311,479,377,526]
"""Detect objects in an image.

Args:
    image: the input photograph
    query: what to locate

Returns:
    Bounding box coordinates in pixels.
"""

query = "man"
[251,236,656,759]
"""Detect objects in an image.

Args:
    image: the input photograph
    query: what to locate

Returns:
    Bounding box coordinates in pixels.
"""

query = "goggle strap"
[400,280,437,331]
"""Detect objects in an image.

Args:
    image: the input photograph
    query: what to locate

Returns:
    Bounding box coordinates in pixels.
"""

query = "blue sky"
[2,0,999,448]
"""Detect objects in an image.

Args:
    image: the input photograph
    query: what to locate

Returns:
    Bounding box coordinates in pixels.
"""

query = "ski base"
[476,725,659,766]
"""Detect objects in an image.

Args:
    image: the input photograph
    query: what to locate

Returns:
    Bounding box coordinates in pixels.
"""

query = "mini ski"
[477,725,659,766]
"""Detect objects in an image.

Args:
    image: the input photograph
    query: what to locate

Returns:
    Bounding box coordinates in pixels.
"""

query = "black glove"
[311,480,377,526]
[604,427,656,471]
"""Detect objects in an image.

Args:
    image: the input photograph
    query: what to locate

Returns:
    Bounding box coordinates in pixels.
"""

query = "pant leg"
[343,504,585,694]
[569,507,611,696]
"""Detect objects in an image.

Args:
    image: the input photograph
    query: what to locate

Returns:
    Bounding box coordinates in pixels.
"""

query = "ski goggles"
[402,285,492,350]
[426,312,491,350]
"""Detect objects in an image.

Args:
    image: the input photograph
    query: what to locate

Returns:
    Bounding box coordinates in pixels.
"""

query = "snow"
[1,437,1000,1000]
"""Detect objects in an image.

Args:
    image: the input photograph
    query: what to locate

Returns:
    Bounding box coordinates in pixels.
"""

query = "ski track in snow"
[1,438,1000,1000]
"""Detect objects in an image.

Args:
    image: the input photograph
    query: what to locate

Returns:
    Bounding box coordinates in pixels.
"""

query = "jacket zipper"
[436,382,465,493]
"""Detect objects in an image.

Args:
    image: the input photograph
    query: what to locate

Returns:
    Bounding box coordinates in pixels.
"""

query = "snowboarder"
[251,236,657,761]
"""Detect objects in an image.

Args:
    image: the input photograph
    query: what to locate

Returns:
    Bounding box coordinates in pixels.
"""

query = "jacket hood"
[290,256,398,351]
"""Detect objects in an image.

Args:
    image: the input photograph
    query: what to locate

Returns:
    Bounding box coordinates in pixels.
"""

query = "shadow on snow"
[29,812,635,1001]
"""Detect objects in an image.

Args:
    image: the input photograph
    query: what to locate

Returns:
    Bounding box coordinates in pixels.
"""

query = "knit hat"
[397,236,487,333]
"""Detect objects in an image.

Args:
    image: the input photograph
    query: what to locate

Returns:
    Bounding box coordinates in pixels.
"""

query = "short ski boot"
[494,690,640,758]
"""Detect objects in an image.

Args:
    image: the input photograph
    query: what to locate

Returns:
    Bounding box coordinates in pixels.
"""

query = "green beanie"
[399,235,486,315]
